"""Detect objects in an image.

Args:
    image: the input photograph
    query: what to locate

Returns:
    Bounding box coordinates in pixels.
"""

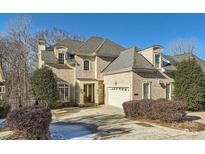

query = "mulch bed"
[130,117,205,132]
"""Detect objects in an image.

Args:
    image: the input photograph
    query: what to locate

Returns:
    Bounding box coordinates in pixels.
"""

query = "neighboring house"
[162,53,205,73]
[38,37,205,108]
[0,65,5,101]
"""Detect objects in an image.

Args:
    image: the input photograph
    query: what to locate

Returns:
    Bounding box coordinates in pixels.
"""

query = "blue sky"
[0,13,205,60]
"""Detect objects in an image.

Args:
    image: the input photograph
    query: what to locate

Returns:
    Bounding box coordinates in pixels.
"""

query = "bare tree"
[170,38,198,55]
[34,27,85,46]
[0,16,34,108]
[0,16,85,108]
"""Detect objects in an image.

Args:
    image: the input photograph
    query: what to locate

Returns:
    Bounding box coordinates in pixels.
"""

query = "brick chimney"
[38,39,46,69]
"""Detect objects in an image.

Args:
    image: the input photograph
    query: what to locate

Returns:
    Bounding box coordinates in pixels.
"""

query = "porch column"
[91,84,94,103]
[94,82,99,105]
[79,83,84,105]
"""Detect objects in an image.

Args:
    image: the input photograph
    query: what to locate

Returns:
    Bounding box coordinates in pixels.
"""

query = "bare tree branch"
[170,38,198,55]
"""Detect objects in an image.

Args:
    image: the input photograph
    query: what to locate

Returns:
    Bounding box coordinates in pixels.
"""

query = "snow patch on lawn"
[1,119,96,140]
[0,119,7,130]
[50,123,96,140]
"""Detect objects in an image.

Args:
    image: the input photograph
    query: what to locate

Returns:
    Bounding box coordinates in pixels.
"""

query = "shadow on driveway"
[62,114,132,139]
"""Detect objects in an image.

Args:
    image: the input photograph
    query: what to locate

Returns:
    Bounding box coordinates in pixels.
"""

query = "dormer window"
[83,60,90,71]
[154,53,161,68]
[58,53,64,64]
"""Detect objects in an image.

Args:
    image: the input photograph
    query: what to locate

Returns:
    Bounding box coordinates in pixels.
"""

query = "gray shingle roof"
[45,63,71,69]
[41,51,57,63]
[42,37,125,67]
[163,53,205,73]
[55,39,83,51]
[102,47,156,75]
[134,70,166,79]
[76,37,125,57]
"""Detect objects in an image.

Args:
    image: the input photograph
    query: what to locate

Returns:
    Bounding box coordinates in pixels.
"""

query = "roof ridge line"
[94,38,106,54]
[75,41,87,52]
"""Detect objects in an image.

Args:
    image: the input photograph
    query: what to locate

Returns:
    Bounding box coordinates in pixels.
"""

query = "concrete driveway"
[53,105,205,140]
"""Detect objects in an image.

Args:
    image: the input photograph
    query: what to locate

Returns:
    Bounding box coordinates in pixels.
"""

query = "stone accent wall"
[95,56,114,80]
[98,81,104,104]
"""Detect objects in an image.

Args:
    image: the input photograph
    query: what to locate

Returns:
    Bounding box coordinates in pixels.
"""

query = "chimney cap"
[38,39,46,45]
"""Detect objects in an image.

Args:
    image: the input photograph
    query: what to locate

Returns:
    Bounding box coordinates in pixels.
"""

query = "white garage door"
[107,87,130,108]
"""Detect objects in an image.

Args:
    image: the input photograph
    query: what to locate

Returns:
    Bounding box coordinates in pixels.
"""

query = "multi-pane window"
[154,54,161,68]
[58,84,69,101]
[58,53,65,64]
[0,86,5,93]
[143,83,150,99]
[84,60,90,71]
[166,83,171,100]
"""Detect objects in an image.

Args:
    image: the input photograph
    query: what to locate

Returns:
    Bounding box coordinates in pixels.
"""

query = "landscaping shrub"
[31,67,59,107]
[0,102,10,118]
[122,100,186,123]
[174,58,205,111]
[6,106,52,140]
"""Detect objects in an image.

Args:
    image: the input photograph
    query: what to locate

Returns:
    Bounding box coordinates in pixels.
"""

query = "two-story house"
[38,37,125,106]
[38,36,205,108]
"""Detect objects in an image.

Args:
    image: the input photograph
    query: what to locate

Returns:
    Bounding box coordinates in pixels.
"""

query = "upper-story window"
[154,53,161,68]
[83,60,90,71]
[58,53,64,64]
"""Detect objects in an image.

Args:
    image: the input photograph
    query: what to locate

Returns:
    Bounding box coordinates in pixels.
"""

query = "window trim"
[58,53,65,64]
[165,83,172,100]
[58,84,70,101]
[142,81,151,99]
[154,53,161,69]
[83,59,91,71]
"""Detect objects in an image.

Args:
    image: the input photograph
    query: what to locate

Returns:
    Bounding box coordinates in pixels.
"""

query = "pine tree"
[31,67,59,107]
[174,57,205,111]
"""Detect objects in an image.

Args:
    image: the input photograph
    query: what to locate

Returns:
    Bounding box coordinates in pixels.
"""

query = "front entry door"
[84,84,94,103]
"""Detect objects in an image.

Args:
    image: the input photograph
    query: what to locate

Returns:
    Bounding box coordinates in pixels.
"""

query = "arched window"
[84,60,90,71]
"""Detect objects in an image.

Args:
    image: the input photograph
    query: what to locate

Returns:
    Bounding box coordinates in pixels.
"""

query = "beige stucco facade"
[132,71,174,100]
[38,39,175,107]
[139,46,163,68]
[103,72,133,104]
[38,40,111,105]
[75,55,96,79]
[103,71,174,105]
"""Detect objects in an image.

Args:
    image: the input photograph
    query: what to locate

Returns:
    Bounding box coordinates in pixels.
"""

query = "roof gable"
[76,36,125,57]
[102,47,155,75]
[55,39,83,51]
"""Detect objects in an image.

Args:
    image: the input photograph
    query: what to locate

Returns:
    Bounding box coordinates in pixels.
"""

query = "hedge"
[7,106,52,139]
[0,102,10,118]
[122,100,186,123]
